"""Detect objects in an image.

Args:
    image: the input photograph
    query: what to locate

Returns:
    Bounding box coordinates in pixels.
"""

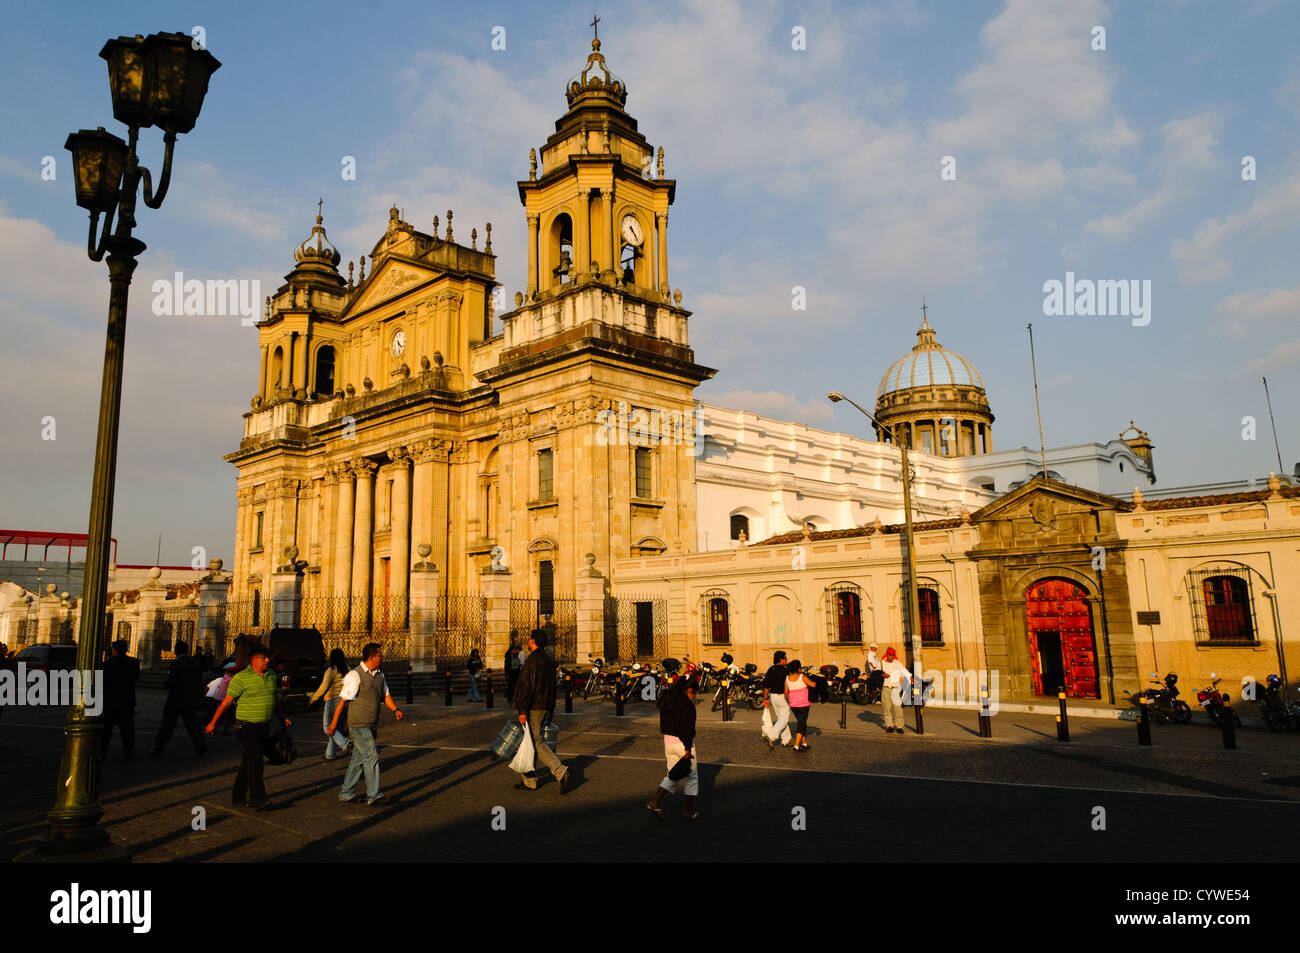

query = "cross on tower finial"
[921,297,928,322]
[317,197,324,220]
[590,13,600,40]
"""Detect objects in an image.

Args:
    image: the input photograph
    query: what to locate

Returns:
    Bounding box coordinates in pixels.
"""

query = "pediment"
[344,257,438,317]
[970,475,1126,525]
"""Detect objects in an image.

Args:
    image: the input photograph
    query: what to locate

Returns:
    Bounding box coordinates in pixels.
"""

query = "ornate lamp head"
[64,127,128,213]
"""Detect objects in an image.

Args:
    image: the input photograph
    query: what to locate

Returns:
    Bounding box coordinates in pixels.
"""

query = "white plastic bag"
[761,706,773,735]
[510,721,535,773]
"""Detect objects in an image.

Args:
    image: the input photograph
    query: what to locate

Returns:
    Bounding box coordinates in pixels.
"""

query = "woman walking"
[308,648,352,760]
[785,660,817,752]
[647,675,701,821]
[467,648,484,702]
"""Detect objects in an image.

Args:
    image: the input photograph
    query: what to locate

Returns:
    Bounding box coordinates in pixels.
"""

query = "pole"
[1027,323,1048,480]
[1263,376,1285,476]
[1056,689,1070,742]
[898,436,924,687]
[43,235,145,853]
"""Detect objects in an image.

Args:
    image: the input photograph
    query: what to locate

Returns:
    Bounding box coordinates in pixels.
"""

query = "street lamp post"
[42,32,219,853]
[827,392,924,682]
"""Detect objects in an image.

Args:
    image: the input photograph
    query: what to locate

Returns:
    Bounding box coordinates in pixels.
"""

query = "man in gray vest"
[328,642,404,804]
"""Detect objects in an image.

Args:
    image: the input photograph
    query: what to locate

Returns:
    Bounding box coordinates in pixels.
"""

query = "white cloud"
[701,389,835,423]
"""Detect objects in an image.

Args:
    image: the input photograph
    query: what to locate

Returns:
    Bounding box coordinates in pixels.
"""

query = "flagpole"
[1263,376,1284,475]
[1027,323,1047,480]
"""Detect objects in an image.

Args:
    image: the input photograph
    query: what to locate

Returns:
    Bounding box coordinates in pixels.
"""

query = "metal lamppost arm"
[826,392,924,681]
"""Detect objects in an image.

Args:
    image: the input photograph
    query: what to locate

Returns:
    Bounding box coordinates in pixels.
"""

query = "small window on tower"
[634,447,652,498]
[538,449,554,500]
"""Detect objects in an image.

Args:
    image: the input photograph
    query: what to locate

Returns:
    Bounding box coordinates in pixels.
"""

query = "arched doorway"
[1025,578,1099,698]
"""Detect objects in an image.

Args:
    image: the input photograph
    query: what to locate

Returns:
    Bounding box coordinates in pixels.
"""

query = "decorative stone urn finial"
[209,557,223,572]
[1132,486,1145,511]
[417,543,432,559]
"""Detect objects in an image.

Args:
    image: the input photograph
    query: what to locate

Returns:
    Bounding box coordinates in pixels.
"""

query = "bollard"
[978,685,992,737]
[1137,695,1151,746]
[486,673,494,709]
[564,672,573,714]
[840,697,847,729]
[912,684,924,735]
[722,679,731,722]
[444,672,453,707]
[1056,689,1070,742]
[406,667,414,706]
[1221,708,1237,750]
[615,681,625,716]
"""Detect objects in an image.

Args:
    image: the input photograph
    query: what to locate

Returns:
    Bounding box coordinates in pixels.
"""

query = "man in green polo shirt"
[206,644,290,811]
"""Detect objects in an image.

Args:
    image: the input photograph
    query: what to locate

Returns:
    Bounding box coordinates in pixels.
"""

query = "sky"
[0,0,1297,567]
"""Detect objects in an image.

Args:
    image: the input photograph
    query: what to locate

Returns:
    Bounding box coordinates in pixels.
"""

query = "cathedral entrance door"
[1025,578,1099,698]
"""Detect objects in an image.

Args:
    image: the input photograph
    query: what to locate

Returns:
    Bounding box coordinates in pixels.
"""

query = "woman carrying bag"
[646,675,701,821]
[308,648,352,760]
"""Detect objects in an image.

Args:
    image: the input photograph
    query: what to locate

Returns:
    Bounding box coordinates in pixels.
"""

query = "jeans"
[468,671,482,702]
[517,710,564,787]
[341,725,381,801]
[763,692,792,745]
[659,736,699,797]
[323,697,350,758]
[234,720,270,806]
[882,684,906,729]
[154,704,207,754]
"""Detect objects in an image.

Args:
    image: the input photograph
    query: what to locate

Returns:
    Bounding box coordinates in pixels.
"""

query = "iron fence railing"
[510,596,577,663]
[154,603,199,661]
[604,594,668,662]
[432,592,485,670]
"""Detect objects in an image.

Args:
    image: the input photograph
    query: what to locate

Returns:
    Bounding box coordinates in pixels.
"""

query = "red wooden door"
[1025,579,1099,698]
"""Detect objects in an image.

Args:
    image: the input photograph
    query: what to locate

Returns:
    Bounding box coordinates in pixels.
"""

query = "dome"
[566,38,627,108]
[877,312,984,398]
[294,212,341,268]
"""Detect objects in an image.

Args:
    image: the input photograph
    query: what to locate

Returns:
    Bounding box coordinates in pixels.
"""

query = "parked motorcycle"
[1196,673,1242,729]
[853,668,884,705]
[1133,672,1192,724]
[1252,674,1296,731]
[582,656,615,700]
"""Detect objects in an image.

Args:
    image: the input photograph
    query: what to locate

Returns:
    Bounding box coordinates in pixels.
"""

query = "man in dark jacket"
[150,641,209,757]
[647,675,699,820]
[101,639,140,761]
[512,629,569,793]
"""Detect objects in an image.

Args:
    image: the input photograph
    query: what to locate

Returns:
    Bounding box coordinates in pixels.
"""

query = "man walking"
[761,649,792,749]
[101,639,140,761]
[647,675,700,821]
[206,644,289,810]
[511,629,569,793]
[151,641,208,757]
[327,642,403,805]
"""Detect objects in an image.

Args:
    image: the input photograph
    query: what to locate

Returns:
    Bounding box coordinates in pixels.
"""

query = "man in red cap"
[879,647,910,733]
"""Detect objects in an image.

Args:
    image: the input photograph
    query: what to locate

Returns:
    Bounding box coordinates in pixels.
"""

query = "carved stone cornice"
[388,446,412,467]
[351,459,378,479]
[410,439,438,464]
[270,477,301,498]
[236,487,257,505]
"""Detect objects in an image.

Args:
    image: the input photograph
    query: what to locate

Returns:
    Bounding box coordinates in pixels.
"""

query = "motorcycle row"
[567,653,887,711]
[1135,671,1300,730]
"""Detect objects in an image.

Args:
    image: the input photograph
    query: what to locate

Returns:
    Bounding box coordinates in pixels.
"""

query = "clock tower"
[479,32,715,587]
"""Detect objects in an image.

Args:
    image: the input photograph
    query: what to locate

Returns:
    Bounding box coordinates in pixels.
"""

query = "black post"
[839,698,847,729]
[1221,708,1237,750]
[722,679,731,722]
[978,679,992,737]
[1137,696,1151,746]
[1056,689,1070,742]
[406,667,414,707]
[444,672,453,707]
[912,682,924,735]
[564,672,573,714]
[486,673,494,710]
[615,680,625,716]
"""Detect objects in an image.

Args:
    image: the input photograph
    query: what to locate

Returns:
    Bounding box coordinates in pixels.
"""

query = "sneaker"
[645,801,664,820]
[766,737,775,750]
[339,794,358,803]
[366,794,386,806]
[514,781,538,791]
[682,811,701,821]
[558,768,571,795]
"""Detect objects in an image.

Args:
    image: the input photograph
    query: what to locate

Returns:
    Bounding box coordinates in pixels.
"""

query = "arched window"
[549,213,574,286]
[1201,574,1254,642]
[825,583,863,643]
[314,345,336,396]
[270,346,284,392]
[730,514,749,541]
[918,587,942,645]
[701,590,730,645]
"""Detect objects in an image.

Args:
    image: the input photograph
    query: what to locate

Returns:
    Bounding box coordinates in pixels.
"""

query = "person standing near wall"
[879,646,909,734]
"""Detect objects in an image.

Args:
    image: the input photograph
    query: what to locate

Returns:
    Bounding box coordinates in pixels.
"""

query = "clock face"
[391,330,406,358]
[621,214,643,247]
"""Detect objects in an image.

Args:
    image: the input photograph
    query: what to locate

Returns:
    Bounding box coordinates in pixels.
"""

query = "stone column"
[576,553,606,662]
[352,459,376,602]
[197,558,231,656]
[410,442,434,576]
[577,189,591,278]
[603,187,616,280]
[293,331,308,395]
[334,463,355,599]
[656,213,668,296]
[134,568,168,671]
[525,213,539,297]
[36,584,61,645]
[409,543,440,672]
[259,346,269,400]
[271,546,304,628]
[480,566,512,669]
[389,447,412,604]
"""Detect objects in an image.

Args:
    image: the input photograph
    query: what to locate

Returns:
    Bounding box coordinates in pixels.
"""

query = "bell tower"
[482,29,714,587]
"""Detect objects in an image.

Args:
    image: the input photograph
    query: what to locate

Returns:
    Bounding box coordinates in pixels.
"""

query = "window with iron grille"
[537,449,554,500]
[825,583,864,643]
[918,587,942,645]
[1185,567,1258,644]
[701,590,730,644]
[634,446,652,498]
